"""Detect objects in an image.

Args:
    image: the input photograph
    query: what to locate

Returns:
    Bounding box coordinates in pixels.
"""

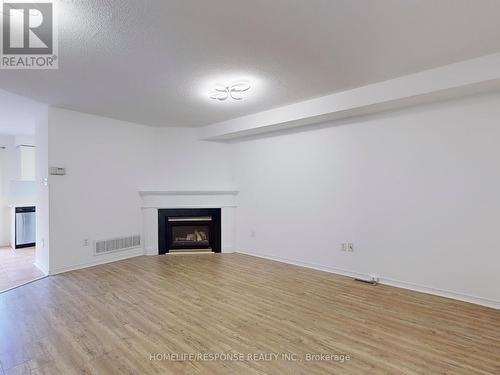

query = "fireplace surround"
[158,208,221,254]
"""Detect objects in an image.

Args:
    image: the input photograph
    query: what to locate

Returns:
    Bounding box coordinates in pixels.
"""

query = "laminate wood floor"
[0,253,499,374]
[0,247,44,293]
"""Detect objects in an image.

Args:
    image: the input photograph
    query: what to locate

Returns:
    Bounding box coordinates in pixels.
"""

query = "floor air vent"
[95,235,141,255]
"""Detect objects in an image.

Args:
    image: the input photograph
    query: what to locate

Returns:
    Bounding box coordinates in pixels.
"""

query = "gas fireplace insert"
[158,208,221,254]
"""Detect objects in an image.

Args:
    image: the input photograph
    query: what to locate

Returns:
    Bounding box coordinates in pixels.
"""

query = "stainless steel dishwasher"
[15,206,36,249]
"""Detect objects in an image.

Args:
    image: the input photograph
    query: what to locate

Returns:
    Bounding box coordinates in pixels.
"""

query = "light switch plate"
[49,167,66,175]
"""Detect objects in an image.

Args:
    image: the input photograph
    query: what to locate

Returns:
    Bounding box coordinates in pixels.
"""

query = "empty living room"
[1,1,500,374]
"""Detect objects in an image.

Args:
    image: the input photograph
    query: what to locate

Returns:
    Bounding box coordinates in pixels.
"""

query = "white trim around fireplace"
[139,190,239,197]
[139,190,238,256]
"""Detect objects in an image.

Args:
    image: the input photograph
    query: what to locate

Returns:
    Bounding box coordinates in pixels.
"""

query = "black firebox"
[158,208,221,254]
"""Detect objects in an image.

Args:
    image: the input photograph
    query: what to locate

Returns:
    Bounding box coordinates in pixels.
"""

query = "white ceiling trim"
[199,53,500,141]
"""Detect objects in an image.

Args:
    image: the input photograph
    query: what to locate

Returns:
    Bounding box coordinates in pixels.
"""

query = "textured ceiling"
[1,0,500,127]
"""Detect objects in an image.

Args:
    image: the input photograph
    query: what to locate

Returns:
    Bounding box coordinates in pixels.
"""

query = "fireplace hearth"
[158,208,221,254]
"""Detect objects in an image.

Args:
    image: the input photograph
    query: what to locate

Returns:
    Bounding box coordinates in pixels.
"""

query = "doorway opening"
[0,111,46,292]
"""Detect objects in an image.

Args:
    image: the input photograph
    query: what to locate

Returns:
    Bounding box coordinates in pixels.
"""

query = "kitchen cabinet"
[17,145,35,181]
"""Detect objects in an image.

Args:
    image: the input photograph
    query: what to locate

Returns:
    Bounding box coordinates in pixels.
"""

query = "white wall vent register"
[95,235,141,255]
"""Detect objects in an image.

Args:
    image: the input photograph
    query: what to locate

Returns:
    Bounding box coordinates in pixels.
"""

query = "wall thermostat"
[49,167,66,176]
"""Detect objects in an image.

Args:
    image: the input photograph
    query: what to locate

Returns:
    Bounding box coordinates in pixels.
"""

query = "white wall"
[35,106,50,273]
[150,127,234,189]
[0,137,10,246]
[48,108,233,273]
[231,91,500,308]
[48,108,153,273]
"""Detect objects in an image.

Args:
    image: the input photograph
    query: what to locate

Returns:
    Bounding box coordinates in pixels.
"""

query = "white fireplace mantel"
[139,189,239,209]
[139,189,238,255]
[139,189,239,197]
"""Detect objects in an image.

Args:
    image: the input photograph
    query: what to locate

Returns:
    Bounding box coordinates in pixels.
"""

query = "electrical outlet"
[341,243,354,252]
[83,239,90,247]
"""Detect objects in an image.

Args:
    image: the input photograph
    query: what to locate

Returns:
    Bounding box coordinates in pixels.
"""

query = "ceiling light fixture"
[209,81,251,101]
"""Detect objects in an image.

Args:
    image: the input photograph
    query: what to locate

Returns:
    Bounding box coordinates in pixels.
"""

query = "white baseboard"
[236,250,500,310]
[378,277,500,310]
[144,247,158,256]
[49,247,144,275]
